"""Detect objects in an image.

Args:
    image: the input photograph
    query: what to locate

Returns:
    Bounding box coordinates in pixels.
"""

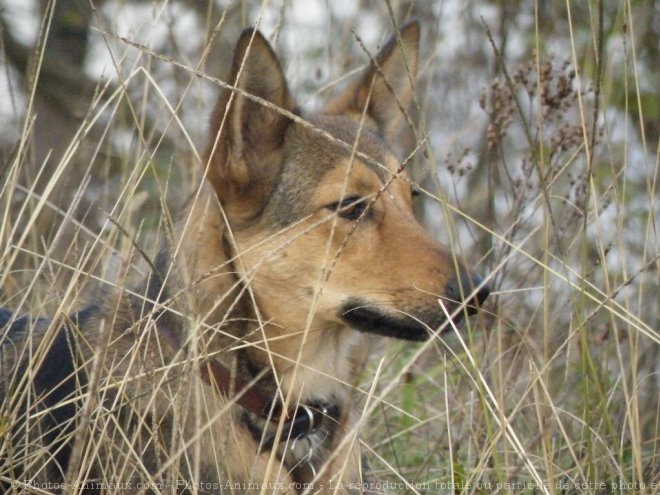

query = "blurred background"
[1,0,658,491]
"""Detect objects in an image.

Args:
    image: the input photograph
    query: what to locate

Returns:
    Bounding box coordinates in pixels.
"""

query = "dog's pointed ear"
[324,21,419,142]
[205,28,296,221]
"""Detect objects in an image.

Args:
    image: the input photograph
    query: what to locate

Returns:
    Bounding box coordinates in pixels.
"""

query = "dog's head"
[203,23,489,342]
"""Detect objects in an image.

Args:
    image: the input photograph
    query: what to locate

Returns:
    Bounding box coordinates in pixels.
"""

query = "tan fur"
[1,22,489,494]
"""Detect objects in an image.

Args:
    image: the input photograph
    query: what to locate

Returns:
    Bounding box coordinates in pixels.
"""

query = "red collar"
[158,324,339,450]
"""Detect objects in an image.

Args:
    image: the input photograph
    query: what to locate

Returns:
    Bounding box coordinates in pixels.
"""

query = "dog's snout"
[446,271,490,315]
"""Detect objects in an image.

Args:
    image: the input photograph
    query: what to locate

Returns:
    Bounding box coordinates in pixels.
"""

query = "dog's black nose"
[446,272,490,315]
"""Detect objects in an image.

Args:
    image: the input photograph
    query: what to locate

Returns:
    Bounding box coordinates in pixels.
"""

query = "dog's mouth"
[339,298,476,341]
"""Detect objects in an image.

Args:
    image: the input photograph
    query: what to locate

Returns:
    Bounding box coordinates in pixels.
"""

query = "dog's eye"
[326,196,368,221]
[411,188,421,198]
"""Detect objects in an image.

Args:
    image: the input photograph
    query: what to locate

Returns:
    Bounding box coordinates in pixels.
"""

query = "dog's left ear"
[205,29,296,222]
[324,21,420,142]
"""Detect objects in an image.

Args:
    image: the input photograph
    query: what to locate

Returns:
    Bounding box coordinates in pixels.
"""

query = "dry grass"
[1,1,658,494]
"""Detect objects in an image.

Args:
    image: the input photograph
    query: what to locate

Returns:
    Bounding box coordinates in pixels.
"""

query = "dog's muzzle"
[445,272,491,316]
[340,271,490,341]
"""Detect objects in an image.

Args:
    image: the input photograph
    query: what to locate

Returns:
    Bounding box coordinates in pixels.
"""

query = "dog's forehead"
[288,115,400,178]
[264,115,405,227]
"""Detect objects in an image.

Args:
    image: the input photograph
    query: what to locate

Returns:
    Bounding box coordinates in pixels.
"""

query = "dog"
[0,22,489,494]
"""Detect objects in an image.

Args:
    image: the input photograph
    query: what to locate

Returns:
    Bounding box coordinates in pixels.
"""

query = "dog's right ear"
[205,29,296,222]
[323,21,419,144]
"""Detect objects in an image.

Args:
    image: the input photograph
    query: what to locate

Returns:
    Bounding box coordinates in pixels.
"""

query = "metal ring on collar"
[301,405,315,435]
